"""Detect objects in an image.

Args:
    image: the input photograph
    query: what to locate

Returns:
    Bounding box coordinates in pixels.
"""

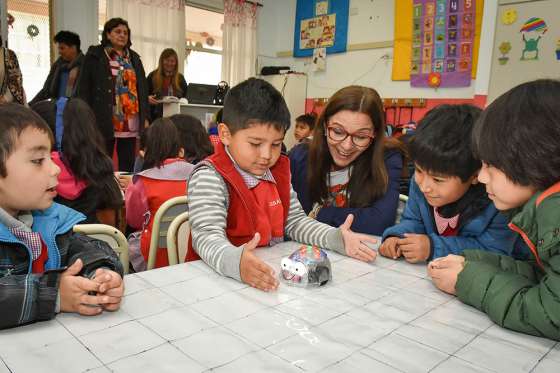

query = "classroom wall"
[53,0,99,53]
[257,0,498,110]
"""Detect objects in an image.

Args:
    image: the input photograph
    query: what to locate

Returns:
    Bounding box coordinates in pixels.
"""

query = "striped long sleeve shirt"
[187,165,345,281]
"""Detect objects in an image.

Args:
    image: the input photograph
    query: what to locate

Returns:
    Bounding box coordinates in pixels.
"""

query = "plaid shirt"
[9,228,43,261]
[225,146,276,189]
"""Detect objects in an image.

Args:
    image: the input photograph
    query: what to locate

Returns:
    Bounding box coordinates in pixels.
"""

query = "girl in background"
[125,118,194,270]
[169,114,214,164]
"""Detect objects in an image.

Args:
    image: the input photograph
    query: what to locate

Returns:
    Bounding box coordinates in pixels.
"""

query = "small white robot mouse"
[280,245,332,287]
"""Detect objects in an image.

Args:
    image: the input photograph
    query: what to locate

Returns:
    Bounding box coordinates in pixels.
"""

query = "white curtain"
[221,0,259,87]
[106,0,185,74]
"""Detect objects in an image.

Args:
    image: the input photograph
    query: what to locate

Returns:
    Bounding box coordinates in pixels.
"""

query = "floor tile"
[0,321,73,358]
[79,320,165,364]
[377,290,445,319]
[387,259,428,278]
[267,328,355,372]
[336,277,396,302]
[363,333,448,373]
[235,285,297,307]
[275,298,344,326]
[135,263,206,287]
[314,314,391,348]
[56,308,133,336]
[1,338,102,373]
[161,274,245,305]
[430,357,494,373]
[139,305,217,341]
[123,274,155,296]
[406,278,454,302]
[394,316,477,354]
[321,351,402,373]
[172,326,255,368]
[107,343,205,372]
[212,350,302,373]
[121,287,184,318]
[334,258,378,277]
[532,356,560,373]
[455,328,551,373]
[360,269,420,289]
[426,300,494,334]
[225,309,304,348]
[189,291,268,324]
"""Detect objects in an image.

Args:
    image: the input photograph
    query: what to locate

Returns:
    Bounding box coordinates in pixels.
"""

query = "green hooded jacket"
[455,182,560,341]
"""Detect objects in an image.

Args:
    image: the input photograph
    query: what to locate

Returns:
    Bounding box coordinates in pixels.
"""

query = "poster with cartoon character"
[411,0,475,87]
[294,0,349,57]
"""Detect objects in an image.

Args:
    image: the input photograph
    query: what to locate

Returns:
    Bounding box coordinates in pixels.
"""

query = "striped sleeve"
[187,165,244,280]
[284,186,345,254]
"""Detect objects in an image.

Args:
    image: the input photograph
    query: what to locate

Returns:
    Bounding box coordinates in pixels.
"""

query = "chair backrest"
[147,196,188,270]
[165,211,190,266]
[395,194,409,224]
[73,224,129,275]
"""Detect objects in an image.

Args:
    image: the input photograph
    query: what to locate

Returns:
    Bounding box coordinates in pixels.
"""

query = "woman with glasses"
[289,86,404,235]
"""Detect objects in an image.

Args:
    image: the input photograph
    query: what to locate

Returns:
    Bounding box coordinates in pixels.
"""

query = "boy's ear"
[470,171,480,185]
[178,147,185,158]
[218,123,231,146]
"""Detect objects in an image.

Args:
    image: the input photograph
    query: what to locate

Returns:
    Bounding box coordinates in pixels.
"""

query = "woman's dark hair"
[29,99,56,135]
[101,17,132,48]
[472,79,560,190]
[308,85,402,208]
[409,104,482,182]
[152,48,183,96]
[60,98,121,207]
[169,114,214,163]
[142,118,182,169]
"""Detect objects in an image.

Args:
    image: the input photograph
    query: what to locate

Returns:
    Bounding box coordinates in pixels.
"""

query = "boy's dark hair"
[222,78,290,134]
[472,79,560,190]
[143,118,181,170]
[0,104,53,177]
[295,113,316,130]
[169,114,214,164]
[101,18,132,48]
[409,104,482,182]
[54,30,80,51]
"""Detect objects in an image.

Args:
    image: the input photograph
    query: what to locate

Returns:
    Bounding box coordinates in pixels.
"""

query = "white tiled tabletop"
[1,241,558,372]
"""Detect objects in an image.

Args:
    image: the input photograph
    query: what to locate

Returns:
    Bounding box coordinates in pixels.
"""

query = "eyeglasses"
[325,125,374,147]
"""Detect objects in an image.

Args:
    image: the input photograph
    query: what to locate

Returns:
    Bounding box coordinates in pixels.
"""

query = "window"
[7,0,51,101]
[185,5,223,85]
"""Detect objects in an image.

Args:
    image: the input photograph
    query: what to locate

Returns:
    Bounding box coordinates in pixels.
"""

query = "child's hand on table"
[240,233,279,292]
[397,233,431,263]
[427,254,465,295]
[340,214,377,262]
[93,268,124,311]
[379,236,401,259]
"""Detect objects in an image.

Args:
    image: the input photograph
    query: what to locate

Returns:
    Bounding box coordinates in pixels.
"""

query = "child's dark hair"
[0,103,53,177]
[472,79,560,190]
[142,118,181,169]
[54,30,81,50]
[409,104,482,182]
[169,114,213,164]
[60,98,121,206]
[296,113,316,130]
[222,78,290,134]
[30,99,56,135]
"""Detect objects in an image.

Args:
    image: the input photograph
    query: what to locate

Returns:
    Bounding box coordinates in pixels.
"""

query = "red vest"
[140,159,189,268]
[185,143,291,261]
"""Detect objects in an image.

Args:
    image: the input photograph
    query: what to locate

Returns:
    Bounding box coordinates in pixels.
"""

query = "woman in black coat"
[77,17,149,172]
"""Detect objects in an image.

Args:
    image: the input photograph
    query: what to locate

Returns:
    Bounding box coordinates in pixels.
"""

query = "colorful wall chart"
[411,0,476,87]
[293,0,349,58]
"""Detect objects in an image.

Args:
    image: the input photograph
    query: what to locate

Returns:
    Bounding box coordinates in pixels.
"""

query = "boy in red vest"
[187,78,377,291]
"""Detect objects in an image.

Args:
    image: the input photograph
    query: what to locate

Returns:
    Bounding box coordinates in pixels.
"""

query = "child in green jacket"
[428,79,560,341]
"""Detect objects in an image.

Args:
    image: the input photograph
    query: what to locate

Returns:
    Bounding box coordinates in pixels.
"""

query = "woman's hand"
[340,214,377,262]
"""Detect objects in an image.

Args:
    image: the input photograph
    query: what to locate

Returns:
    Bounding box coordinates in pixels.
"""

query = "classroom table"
[0,242,558,373]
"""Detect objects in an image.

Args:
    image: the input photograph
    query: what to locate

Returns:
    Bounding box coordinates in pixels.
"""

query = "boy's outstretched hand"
[240,233,279,292]
[427,254,465,295]
[340,214,377,262]
[93,268,125,311]
[59,259,105,315]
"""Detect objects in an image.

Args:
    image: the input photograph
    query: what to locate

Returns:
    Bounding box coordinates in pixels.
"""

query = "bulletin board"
[293,0,349,57]
[487,0,560,102]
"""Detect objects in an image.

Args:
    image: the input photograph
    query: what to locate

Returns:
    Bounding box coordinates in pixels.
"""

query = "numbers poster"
[411,0,475,88]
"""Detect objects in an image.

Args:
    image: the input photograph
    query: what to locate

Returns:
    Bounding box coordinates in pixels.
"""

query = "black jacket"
[76,45,150,145]
[146,70,188,120]
[29,53,84,105]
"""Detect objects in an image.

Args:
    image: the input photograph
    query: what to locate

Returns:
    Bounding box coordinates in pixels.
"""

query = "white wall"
[53,0,99,52]
[257,0,498,99]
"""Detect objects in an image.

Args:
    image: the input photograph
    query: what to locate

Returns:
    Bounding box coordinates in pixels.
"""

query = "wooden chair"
[73,224,129,274]
[147,196,188,270]
[165,211,190,266]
